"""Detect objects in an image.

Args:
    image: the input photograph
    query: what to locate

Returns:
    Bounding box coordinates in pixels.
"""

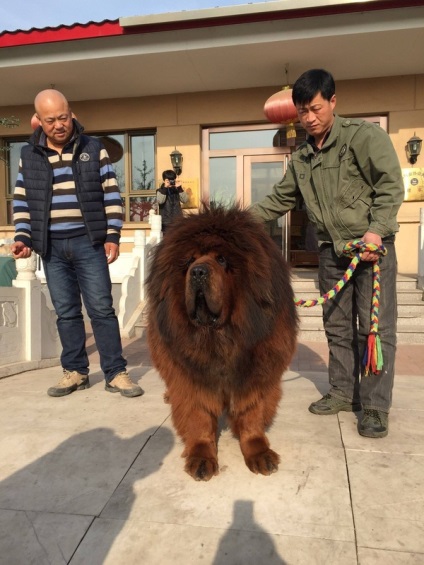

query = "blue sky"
[0,0,277,32]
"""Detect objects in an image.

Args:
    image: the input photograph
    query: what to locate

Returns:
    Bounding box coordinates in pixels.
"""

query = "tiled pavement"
[0,332,423,564]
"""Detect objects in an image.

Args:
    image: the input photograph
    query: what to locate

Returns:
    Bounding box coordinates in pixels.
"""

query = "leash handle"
[293,239,387,376]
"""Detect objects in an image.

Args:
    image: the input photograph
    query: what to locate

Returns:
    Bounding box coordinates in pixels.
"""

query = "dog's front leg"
[231,400,280,476]
[171,400,219,481]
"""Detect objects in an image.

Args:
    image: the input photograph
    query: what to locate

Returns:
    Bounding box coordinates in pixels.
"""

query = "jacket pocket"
[337,178,372,237]
[339,178,370,207]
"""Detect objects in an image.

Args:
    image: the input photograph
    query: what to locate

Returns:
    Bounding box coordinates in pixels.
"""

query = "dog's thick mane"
[147,203,296,361]
[147,204,292,349]
[165,202,268,254]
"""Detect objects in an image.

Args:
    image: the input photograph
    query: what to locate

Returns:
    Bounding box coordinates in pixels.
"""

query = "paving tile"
[101,424,355,543]
[0,425,173,516]
[0,366,173,517]
[1,335,424,564]
[347,450,424,554]
[71,518,357,565]
[337,373,424,455]
[339,408,424,455]
[358,547,424,564]
[0,509,92,565]
[274,375,347,449]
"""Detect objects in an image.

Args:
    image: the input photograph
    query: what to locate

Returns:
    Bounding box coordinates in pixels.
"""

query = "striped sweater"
[13,131,123,247]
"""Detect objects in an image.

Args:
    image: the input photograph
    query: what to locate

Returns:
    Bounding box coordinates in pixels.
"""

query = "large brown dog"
[146,204,298,481]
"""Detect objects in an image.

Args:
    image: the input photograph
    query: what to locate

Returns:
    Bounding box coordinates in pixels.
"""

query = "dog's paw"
[185,456,219,481]
[245,448,280,476]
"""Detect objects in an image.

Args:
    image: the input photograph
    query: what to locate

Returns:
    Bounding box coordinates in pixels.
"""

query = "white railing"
[0,214,162,375]
[0,253,60,378]
[116,213,162,337]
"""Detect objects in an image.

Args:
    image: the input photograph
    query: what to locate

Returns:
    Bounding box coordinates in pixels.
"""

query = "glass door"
[203,124,321,266]
[243,154,291,257]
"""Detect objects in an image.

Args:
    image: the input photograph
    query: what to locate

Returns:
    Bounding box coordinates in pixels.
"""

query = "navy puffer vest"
[20,120,108,256]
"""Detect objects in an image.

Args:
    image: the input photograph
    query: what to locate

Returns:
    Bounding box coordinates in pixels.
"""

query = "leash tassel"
[363,332,383,377]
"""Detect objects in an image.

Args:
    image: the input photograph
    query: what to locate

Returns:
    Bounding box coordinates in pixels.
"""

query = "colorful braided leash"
[294,239,387,377]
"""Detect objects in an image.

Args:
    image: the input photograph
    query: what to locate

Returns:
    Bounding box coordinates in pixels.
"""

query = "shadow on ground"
[0,426,174,564]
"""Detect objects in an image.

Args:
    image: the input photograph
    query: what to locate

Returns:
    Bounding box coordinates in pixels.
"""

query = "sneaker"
[47,370,90,397]
[309,393,362,415]
[105,372,144,398]
[358,409,388,438]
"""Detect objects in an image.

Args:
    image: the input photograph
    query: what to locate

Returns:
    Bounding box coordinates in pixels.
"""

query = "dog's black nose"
[191,264,208,281]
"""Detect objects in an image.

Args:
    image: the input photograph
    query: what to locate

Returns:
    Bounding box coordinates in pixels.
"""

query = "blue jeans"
[319,240,397,413]
[42,234,127,382]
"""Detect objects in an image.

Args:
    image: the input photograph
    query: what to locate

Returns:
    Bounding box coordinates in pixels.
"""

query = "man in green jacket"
[251,69,404,438]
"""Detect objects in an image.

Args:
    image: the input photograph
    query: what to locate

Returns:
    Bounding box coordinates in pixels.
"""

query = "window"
[1,138,26,224]
[203,124,291,206]
[1,131,156,225]
[94,131,156,222]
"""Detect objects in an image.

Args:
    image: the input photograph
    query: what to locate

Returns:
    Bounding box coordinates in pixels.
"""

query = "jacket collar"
[302,114,342,156]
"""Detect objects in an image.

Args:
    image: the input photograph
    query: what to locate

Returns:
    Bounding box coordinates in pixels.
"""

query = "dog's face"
[185,250,233,327]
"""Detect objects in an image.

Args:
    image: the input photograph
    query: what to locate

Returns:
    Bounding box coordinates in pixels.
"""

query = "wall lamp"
[406,134,422,165]
[170,148,183,176]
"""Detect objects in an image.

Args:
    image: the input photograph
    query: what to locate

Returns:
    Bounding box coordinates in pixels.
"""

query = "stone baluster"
[15,253,38,281]
[150,213,162,243]
[13,253,42,361]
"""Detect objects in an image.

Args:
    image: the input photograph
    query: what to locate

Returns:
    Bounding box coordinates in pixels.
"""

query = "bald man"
[12,90,143,398]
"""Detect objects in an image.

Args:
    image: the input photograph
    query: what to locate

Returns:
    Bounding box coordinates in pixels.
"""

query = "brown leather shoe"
[105,372,144,397]
[47,370,90,397]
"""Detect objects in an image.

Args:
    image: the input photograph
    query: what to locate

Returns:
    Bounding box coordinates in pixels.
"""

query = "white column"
[134,230,146,301]
[13,253,42,361]
[150,213,162,242]
[133,229,146,257]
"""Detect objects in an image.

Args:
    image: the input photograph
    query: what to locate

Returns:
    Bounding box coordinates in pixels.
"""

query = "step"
[295,302,424,318]
[298,327,424,344]
[292,273,420,292]
[298,329,424,344]
[295,292,424,310]
[298,319,424,344]
[300,315,424,331]
[292,281,422,294]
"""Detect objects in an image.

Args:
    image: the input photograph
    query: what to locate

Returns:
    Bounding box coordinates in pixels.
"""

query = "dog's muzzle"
[187,264,220,326]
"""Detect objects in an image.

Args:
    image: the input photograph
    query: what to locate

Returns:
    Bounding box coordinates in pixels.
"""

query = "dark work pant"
[318,241,397,412]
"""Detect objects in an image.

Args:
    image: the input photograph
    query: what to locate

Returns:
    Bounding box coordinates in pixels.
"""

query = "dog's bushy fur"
[146,204,298,480]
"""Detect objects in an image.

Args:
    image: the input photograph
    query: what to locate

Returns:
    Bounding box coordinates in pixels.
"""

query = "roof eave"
[0,0,422,48]
[119,0,420,30]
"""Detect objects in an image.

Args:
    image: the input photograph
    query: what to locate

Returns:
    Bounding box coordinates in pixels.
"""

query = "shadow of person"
[212,500,287,565]
[288,342,362,422]
[81,329,153,387]
[123,331,152,367]
[0,426,174,564]
[287,342,329,397]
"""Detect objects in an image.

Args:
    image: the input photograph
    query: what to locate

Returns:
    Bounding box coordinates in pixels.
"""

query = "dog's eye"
[216,255,227,268]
